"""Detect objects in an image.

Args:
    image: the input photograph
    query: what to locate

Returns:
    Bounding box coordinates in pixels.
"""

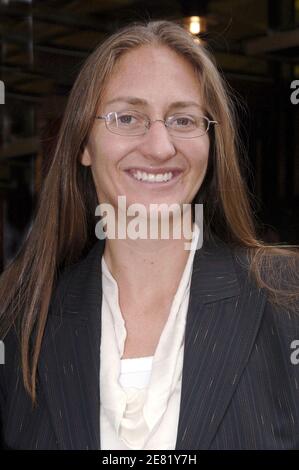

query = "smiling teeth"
[132,171,173,182]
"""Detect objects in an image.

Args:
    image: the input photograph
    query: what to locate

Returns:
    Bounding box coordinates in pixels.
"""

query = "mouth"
[124,167,183,184]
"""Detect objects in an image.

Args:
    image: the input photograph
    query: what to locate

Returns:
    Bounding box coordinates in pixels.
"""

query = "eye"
[117,112,139,126]
[170,115,196,128]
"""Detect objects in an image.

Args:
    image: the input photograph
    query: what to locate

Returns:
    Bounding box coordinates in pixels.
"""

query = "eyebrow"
[105,96,202,110]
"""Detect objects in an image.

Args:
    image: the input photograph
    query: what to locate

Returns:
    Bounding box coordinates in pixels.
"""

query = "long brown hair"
[1,20,298,402]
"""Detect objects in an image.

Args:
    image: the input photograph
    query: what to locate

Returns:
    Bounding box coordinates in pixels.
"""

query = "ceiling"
[0,0,298,151]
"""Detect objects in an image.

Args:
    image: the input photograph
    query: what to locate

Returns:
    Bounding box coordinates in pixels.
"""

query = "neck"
[103,225,195,305]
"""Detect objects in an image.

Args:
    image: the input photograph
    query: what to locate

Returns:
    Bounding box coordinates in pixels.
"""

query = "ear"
[80,146,92,167]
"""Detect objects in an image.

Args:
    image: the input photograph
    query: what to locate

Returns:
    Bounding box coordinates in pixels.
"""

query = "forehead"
[101,45,203,109]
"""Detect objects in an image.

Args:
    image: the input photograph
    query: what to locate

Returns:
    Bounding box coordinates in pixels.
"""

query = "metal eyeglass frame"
[95,110,219,138]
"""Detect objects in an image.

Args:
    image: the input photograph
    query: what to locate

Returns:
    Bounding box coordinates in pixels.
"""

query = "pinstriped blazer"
[1,236,299,450]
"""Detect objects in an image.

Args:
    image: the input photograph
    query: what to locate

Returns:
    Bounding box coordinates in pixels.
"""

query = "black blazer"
[1,236,299,450]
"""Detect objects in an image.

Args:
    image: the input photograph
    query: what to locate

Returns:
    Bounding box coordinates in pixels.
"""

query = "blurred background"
[0,0,298,270]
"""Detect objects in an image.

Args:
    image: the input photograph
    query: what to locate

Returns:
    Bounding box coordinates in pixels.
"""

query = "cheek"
[91,137,133,169]
[188,139,210,174]
[88,139,129,188]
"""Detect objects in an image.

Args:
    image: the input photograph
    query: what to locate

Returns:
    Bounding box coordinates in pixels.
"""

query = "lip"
[124,167,184,175]
[124,167,184,187]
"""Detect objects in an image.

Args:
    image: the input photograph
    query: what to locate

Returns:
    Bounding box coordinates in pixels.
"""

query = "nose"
[137,120,176,161]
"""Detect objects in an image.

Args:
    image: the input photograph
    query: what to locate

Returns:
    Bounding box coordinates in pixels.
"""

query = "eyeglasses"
[95,110,219,139]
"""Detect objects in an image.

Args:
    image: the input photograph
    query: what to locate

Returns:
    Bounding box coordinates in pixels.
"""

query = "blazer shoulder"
[232,243,299,319]
[51,240,104,312]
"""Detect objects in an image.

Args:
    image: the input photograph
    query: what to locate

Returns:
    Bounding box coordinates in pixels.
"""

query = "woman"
[0,20,298,450]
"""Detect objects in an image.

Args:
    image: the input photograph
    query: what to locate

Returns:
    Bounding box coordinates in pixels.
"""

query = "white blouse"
[100,224,200,450]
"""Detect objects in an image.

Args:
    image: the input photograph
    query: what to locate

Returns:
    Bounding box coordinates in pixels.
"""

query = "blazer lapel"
[38,240,105,450]
[38,235,267,450]
[175,237,267,450]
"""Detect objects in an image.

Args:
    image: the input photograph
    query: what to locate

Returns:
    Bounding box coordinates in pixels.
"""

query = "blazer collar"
[39,236,266,450]
[175,236,267,449]
[38,240,105,449]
